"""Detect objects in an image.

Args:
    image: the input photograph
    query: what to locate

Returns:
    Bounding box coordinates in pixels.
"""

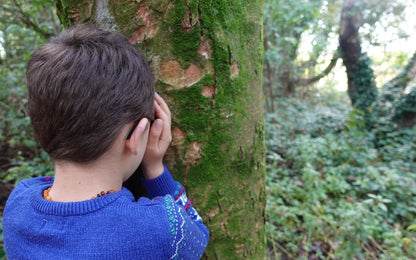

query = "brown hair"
[26,26,154,163]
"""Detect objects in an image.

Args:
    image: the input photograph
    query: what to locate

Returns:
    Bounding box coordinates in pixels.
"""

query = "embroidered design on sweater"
[164,196,177,237]
[163,195,185,260]
[168,182,203,259]
[170,207,186,260]
[174,183,203,222]
[162,182,206,259]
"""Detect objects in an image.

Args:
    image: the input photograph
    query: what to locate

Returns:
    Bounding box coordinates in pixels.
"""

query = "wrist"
[142,162,164,179]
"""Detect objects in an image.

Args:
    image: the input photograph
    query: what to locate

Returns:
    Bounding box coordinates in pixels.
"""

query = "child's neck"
[48,159,124,202]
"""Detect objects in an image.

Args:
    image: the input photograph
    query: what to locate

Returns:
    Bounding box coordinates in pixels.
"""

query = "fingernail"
[136,119,149,134]
[154,119,162,128]
[136,125,145,134]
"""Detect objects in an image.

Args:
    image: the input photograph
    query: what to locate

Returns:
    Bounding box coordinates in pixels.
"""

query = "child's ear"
[125,118,149,155]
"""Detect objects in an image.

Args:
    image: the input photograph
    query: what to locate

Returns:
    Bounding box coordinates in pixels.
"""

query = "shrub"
[266,94,416,259]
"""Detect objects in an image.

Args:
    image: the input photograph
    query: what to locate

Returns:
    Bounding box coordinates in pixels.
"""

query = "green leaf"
[407,224,416,231]
[378,203,388,212]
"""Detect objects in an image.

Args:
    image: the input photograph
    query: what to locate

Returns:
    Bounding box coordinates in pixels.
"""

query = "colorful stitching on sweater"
[170,207,186,259]
[164,196,177,237]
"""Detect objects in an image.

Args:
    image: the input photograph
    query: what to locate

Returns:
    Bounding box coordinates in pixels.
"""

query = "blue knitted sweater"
[3,166,209,259]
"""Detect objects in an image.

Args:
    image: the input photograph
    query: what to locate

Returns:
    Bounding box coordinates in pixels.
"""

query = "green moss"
[108,0,140,36]
[193,1,265,257]
[162,0,201,66]
[56,0,89,28]
[147,0,171,12]
[171,87,212,135]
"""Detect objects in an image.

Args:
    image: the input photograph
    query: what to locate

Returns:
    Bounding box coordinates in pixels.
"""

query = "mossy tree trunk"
[339,0,366,107]
[339,0,416,128]
[339,0,378,126]
[56,0,266,258]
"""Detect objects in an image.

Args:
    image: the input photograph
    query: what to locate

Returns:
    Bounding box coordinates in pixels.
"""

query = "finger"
[136,118,149,135]
[153,93,172,145]
[154,100,170,126]
[155,93,171,118]
[147,119,163,148]
[154,101,171,143]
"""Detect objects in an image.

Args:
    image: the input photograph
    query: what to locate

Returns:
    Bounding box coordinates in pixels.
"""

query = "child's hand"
[141,93,172,179]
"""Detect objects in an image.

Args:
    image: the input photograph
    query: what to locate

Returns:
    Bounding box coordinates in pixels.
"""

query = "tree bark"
[339,0,378,127]
[339,0,362,105]
[56,0,266,258]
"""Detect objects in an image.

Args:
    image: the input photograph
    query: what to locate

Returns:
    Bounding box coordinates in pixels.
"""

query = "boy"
[3,26,209,259]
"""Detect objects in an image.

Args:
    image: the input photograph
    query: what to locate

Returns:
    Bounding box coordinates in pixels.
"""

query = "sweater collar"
[30,181,134,216]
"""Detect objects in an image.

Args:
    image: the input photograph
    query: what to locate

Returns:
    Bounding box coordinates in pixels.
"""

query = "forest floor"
[265,91,416,259]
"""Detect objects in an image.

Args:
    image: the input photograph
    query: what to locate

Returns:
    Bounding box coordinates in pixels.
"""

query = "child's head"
[27,26,154,163]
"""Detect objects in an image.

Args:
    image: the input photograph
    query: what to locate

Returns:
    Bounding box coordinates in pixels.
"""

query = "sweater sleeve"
[142,165,209,259]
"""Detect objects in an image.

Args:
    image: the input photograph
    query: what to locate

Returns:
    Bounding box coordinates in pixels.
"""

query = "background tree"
[339,0,416,128]
[263,0,341,111]
[55,0,266,258]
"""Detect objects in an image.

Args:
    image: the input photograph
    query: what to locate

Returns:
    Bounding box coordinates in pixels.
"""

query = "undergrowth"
[266,91,416,259]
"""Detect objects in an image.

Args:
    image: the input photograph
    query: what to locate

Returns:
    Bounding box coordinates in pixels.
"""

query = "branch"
[6,0,53,39]
[381,50,416,102]
[384,51,416,90]
[296,51,341,86]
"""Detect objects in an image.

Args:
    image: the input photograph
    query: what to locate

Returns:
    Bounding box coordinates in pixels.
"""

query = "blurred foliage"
[263,0,408,103]
[0,0,59,183]
[0,0,60,255]
[266,92,416,258]
[263,1,416,255]
[263,0,334,100]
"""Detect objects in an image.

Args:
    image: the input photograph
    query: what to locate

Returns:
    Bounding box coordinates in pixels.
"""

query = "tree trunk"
[339,0,378,127]
[56,0,266,258]
[263,34,275,112]
[339,0,362,106]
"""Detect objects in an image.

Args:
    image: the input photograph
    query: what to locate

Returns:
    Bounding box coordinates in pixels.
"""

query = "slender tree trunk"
[339,0,378,127]
[265,59,276,112]
[339,0,362,106]
[263,34,275,112]
[281,65,294,96]
[56,0,266,258]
